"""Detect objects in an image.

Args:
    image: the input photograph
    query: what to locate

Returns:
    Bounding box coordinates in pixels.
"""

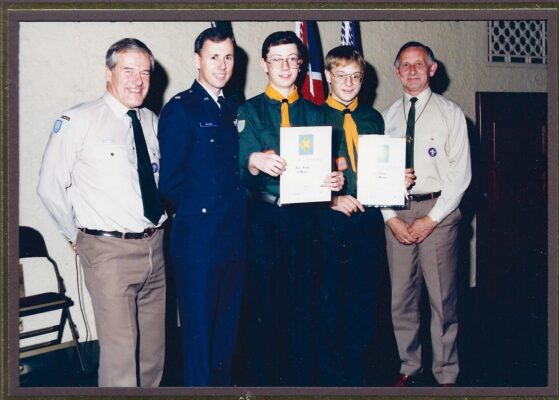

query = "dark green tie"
[127,110,164,225]
[405,97,418,169]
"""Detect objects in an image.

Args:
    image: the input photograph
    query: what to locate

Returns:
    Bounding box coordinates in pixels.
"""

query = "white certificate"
[279,126,332,204]
[357,135,406,207]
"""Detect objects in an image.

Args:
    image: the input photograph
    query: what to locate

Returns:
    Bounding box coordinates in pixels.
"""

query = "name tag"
[200,121,219,128]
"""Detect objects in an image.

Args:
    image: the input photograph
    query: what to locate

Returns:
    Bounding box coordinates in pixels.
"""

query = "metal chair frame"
[19,226,85,371]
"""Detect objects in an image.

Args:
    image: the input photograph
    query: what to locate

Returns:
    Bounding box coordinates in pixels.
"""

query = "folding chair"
[19,226,85,371]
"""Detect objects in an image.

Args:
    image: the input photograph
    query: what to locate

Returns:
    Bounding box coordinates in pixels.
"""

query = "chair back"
[20,226,50,259]
[19,226,65,294]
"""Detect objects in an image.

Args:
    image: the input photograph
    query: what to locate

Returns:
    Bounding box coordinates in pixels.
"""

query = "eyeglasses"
[266,56,301,69]
[331,72,364,83]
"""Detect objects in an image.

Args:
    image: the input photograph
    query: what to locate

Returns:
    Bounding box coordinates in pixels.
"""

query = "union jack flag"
[295,21,325,105]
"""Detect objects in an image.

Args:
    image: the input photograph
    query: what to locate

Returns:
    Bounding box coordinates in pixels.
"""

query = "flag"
[295,21,325,105]
[341,21,363,54]
[210,21,233,36]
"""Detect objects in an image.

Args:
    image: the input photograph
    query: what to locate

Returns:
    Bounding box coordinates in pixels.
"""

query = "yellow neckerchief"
[326,94,359,172]
[265,84,299,127]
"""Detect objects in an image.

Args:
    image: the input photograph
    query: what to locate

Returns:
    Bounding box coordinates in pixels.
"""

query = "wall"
[18,20,547,342]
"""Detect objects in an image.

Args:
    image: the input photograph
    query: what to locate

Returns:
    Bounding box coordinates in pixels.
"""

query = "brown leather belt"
[408,191,441,202]
[79,226,162,239]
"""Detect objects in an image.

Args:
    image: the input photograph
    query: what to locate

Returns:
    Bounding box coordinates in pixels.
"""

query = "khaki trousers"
[385,199,460,384]
[77,229,166,387]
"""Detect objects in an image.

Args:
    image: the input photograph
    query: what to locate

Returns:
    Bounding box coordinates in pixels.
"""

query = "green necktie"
[127,110,164,225]
[405,97,418,169]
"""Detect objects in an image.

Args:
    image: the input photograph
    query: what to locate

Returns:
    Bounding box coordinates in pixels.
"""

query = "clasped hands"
[248,152,344,191]
[387,216,438,245]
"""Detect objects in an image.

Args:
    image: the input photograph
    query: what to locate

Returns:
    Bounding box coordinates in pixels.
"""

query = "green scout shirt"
[238,93,324,196]
[322,103,384,197]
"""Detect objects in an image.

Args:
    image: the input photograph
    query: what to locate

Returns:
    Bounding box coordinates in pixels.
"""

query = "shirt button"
[201,208,207,213]
[210,138,215,143]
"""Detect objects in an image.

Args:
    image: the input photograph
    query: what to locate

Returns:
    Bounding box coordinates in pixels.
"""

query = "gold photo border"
[1,1,558,399]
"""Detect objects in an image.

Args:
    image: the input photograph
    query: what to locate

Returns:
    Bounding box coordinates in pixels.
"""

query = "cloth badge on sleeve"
[152,162,159,173]
[336,156,348,171]
[428,147,437,157]
[237,119,246,133]
[52,119,64,134]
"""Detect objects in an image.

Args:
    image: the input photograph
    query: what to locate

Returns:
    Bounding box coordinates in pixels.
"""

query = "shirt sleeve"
[427,101,472,223]
[238,102,264,190]
[157,100,192,211]
[36,116,82,241]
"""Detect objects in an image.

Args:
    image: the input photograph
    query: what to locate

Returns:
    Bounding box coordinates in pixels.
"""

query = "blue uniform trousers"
[171,210,245,386]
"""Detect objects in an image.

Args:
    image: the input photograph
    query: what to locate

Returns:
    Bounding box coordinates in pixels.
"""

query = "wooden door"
[475,92,547,386]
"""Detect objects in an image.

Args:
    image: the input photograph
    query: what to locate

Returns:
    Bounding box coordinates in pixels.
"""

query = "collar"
[196,79,224,106]
[103,91,138,120]
[264,84,299,104]
[404,87,432,105]
[325,94,358,112]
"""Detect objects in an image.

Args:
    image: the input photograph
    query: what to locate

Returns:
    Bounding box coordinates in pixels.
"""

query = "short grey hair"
[393,41,435,68]
[105,38,155,71]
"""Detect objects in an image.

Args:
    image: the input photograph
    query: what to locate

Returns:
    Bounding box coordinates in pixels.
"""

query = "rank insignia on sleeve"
[336,157,348,171]
[52,119,64,134]
[237,119,246,133]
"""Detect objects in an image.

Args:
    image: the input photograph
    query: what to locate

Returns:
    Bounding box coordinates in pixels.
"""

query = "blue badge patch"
[428,147,437,157]
[152,162,159,173]
[52,119,63,134]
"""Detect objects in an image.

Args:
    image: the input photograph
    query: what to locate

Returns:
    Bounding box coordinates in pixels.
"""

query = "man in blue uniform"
[158,27,245,386]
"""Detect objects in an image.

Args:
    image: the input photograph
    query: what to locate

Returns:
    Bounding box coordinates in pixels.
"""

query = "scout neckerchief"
[265,84,299,127]
[326,94,359,172]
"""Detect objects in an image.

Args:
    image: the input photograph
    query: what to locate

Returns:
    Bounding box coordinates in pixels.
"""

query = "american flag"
[341,21,363,53]
[295,21,325,105]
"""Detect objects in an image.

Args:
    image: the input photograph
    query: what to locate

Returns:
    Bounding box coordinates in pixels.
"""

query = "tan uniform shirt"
[381,88,471,223]
[37,92,166,241]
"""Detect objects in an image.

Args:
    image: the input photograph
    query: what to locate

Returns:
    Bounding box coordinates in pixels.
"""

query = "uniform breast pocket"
[83,144,135,176]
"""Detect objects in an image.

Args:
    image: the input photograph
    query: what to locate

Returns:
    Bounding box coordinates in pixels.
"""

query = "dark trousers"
[170,210,245,387]
[235,198,320,386]
[316,206,385,386]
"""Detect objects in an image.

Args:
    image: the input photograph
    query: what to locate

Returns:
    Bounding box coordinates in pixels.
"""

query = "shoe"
[391,374,414,387]
[440,383,455,387]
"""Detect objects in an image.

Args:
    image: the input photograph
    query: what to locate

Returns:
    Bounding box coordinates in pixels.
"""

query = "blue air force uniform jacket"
[157,80,246,386]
